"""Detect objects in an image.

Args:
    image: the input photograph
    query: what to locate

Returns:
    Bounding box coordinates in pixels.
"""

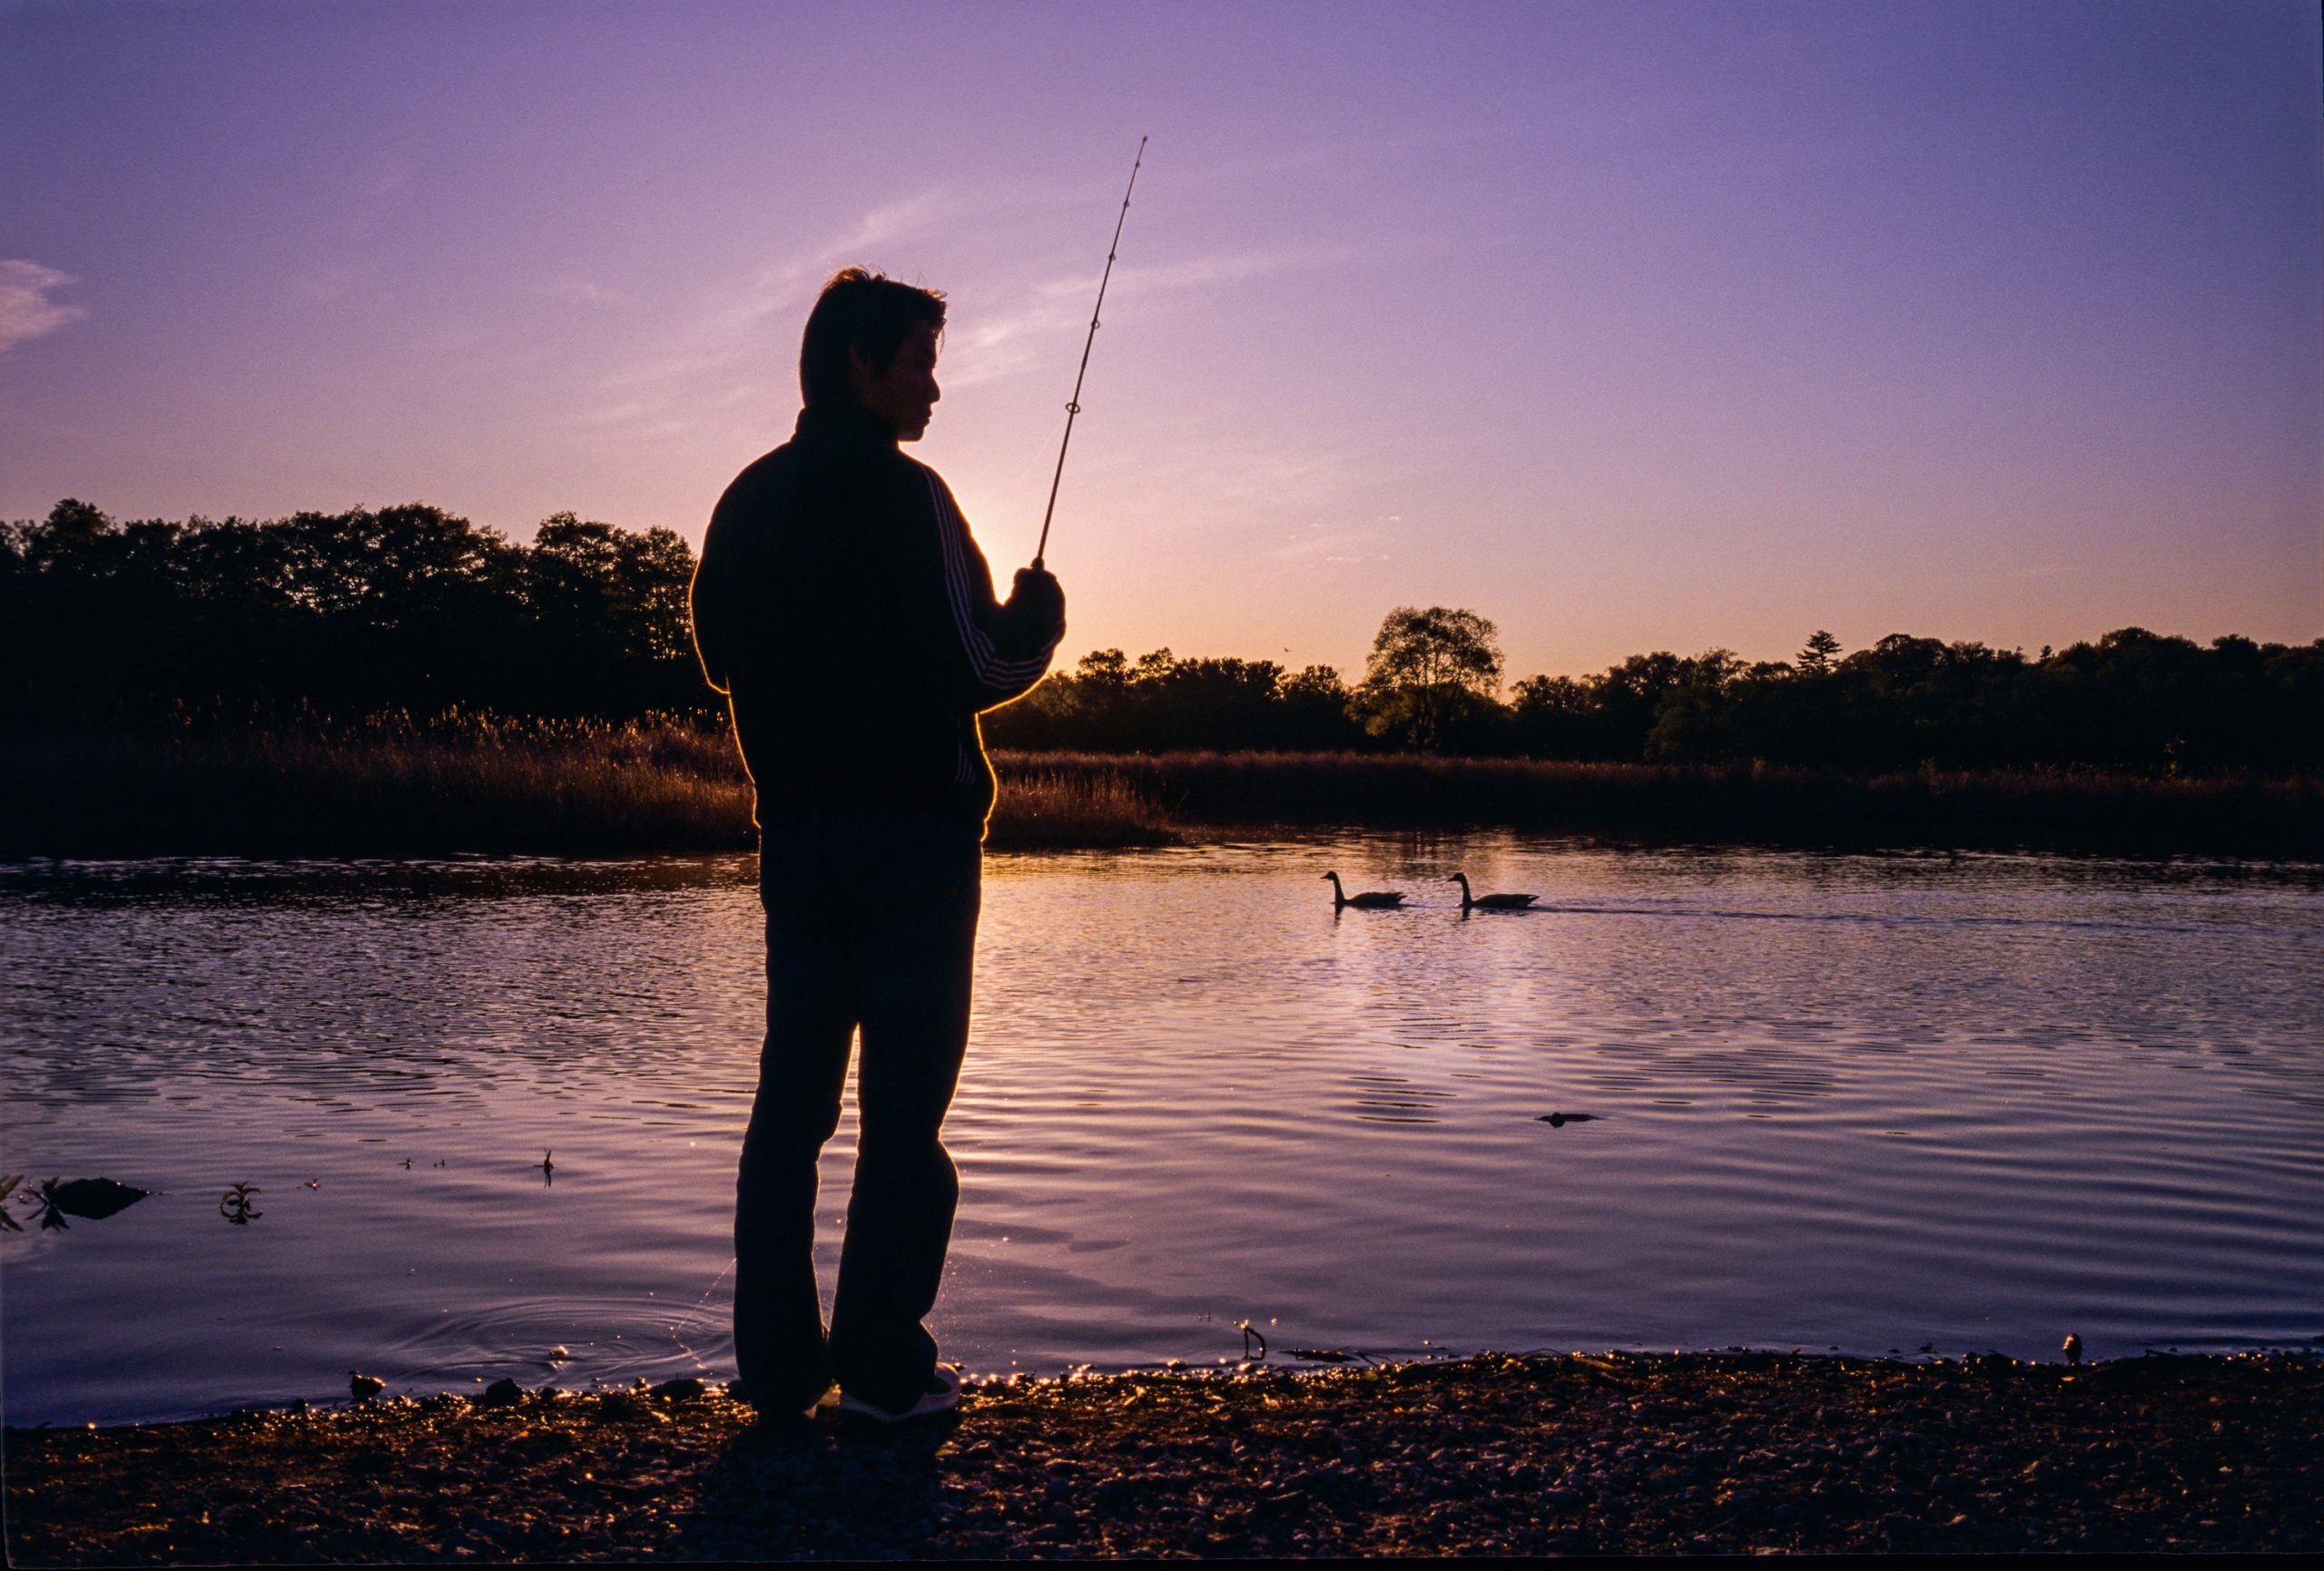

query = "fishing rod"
[1032,135,1146,572]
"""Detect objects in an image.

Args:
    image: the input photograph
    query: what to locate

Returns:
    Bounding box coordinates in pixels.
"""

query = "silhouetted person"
[690,268,1066,1422]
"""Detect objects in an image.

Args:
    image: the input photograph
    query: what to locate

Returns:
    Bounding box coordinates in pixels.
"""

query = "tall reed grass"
[0,713,755,857]
[986,769,1177,849]
[2,722,2311,858]
[0,716,1178,856]
[990,750,2323,858]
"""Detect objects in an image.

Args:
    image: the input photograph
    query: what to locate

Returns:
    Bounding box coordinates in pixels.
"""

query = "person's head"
[798,267,946,439]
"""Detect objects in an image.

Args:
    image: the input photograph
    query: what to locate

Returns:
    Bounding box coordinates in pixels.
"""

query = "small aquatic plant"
[219,1183,262,1224]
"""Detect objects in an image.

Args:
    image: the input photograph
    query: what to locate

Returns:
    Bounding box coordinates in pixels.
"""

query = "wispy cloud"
[1266,518,1395,565]
[576,191,954,444]
[0,260,86,355]
[544,279,622,306]
[934,289,1085,390]
[940,242,1364,391]
[1090,432,1401,545]
[576,195,1375,443]
[1043,241,1370,308]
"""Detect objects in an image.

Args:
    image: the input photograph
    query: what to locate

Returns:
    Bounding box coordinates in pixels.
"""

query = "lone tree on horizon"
[1356,604,1503,751]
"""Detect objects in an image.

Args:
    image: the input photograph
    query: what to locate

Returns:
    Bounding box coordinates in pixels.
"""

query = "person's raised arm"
[923,471,1064,712]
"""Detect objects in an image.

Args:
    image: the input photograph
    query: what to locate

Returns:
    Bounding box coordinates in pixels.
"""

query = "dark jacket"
[689,403,1062,834]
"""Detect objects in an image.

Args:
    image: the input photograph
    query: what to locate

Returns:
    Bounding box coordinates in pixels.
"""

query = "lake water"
[5,836,2319,1427]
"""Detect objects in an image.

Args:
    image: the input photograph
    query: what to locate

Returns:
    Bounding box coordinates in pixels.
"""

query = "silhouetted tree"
[1353,605,1503,750]
[6,499,2318,774]
[982,646,1360,753]
[1278,664,1358,751]
[1643,649,1746,762]
[0,499,710,729]
[1510,673,1593,756]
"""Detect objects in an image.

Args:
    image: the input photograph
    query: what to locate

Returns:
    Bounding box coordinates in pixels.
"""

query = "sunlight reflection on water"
[4,836,2319,1425]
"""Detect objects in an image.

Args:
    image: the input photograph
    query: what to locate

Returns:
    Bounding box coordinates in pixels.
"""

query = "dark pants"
[733,809,981,1414]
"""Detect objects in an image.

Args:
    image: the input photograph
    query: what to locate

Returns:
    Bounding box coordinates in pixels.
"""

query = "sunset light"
[5,3,2319,1560]
[4,1,2315,677]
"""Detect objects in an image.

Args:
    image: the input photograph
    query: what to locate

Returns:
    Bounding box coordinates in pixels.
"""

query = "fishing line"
[665,1252,737,1372]
[1032,135,1146,571]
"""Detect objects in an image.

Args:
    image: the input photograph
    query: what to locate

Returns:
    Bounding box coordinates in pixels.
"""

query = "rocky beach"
[6,1351,2318,1561]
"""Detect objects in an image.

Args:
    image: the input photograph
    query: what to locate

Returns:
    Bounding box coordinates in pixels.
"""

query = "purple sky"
[3,0,2316,680]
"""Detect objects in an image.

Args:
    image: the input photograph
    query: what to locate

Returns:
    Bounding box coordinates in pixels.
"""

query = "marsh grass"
[0,714,756,857]
[0,717,1177,856]
[987,768,1178,849]
[990,750,2323,858]
[1,722,2311,858]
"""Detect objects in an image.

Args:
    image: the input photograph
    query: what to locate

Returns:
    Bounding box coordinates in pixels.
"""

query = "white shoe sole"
[836,1365,962,1423]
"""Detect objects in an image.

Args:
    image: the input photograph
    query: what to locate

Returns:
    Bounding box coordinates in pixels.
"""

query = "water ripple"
[5,836,2320,1425]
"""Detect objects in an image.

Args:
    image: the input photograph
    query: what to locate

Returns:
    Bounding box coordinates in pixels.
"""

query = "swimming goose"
[1450,873,1536,909]
[1322,872,1403,908]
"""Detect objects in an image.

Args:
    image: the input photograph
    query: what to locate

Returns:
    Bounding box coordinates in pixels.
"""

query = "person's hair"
[798,268,947,407]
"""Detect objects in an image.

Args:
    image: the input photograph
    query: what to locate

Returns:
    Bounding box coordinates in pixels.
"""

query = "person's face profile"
[850,321,942,440]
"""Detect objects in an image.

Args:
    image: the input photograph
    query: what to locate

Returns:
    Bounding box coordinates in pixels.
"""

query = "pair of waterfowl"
[1320,871,1537,910]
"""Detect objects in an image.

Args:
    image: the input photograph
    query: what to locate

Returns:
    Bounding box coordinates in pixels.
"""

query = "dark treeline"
[3,498,713,728]
[6,498,2318,774]
[986,623,2323,776]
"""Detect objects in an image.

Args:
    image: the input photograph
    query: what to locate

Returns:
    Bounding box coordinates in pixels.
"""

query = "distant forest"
[6,499,2318,773]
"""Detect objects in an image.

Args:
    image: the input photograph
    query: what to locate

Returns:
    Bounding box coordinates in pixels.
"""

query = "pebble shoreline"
[5,1351,2318,1561]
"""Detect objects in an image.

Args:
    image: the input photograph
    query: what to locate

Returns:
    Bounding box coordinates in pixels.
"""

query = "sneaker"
[836,1363,962,1424]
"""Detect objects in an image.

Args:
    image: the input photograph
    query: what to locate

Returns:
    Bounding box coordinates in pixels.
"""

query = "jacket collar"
[794,401,899,446]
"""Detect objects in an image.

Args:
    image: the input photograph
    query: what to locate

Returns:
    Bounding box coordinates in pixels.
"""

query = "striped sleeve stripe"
[924,471,1053,687]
